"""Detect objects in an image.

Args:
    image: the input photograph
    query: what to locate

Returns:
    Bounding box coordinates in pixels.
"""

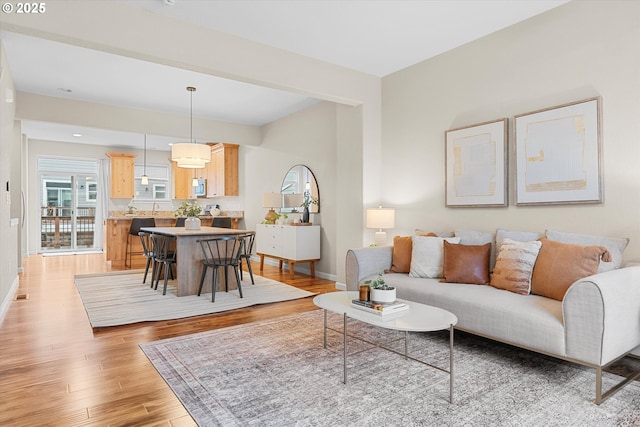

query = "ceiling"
[2,0,568,151]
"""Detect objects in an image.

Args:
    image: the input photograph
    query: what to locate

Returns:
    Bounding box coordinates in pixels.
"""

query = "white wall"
[381,0,640,262]
[244,101,338,278]
[0,42,19,318]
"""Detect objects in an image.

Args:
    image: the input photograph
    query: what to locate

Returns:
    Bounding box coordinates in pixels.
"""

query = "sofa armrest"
[345,246,393,291]
[563,266,640,366]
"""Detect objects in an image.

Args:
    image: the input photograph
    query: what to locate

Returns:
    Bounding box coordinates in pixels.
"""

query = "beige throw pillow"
[490,238,542,295]
[409,235,460,278]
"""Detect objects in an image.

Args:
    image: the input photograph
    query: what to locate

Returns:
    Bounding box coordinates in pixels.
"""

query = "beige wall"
[244,101,338,278]
[381,0,640,262]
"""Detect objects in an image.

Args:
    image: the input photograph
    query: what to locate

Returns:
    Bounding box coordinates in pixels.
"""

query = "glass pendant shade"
[140,175,149,185]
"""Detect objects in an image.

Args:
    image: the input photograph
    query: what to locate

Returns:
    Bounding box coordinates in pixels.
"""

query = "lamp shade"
[366,207,395,230]
[262,192,281,209]
[171,143,211,168]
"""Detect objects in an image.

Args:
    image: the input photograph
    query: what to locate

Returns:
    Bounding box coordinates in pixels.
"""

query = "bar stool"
[174,217,186,227]
[212,217,232,228]
[197,235,244,302]
[125,217,156,268]
[150,233,177,295]
[238,231,256,285]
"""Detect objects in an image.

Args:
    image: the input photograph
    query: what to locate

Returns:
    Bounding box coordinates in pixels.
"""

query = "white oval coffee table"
[313,291,458,403]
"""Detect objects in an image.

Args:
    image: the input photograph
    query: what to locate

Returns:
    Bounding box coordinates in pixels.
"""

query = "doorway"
[39,157,99,253]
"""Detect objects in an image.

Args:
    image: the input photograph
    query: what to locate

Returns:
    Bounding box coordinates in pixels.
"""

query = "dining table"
[141,226,247,297]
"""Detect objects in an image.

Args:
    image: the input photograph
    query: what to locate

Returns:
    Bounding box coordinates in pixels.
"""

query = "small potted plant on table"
[364,273,396,304]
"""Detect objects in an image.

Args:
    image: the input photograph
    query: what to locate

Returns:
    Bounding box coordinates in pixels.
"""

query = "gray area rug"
[141,310,640,426]
[75,271,315,328]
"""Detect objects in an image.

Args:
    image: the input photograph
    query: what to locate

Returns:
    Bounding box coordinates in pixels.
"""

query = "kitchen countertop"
[107,210,244,219]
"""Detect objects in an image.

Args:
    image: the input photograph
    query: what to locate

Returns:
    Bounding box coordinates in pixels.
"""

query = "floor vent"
[15,294,29,300]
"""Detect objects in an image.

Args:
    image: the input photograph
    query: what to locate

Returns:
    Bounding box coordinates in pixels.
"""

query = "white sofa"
[345,242,640,404]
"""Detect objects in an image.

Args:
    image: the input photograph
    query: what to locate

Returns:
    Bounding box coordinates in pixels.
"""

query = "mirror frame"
[280,164,320,214]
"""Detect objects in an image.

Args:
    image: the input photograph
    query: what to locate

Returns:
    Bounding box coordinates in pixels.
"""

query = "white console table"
[256,224,320,278]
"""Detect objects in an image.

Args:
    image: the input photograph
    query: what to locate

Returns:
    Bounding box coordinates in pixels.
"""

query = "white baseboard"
[0,275,19,326]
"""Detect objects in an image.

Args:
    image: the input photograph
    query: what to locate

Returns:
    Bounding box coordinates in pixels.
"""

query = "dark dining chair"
[174,217,186,227]
[126,217,156,268]
[150,233,177,295]
[211,217,232,228]
[197,235,244,302]
[238,231,256,285]
[138,231,155,285]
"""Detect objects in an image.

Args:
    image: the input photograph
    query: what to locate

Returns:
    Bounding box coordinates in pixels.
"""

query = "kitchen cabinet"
[256,224,320,278]
[106,152,136,198]
[206,143,239,197]
[172,161,197,200]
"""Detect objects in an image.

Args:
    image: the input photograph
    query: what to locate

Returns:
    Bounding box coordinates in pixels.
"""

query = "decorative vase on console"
[299,190,317,224]
[302,206,310,224]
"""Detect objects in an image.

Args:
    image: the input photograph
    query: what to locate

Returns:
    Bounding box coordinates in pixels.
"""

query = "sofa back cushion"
[409,235,460,278]
[545,229,628,273]
[490,238,542,295]
[531,238,610,301]
[441,241,491,285]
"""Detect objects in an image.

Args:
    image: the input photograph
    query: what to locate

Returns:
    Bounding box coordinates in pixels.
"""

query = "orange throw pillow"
[531,238,611,301]
[441,241,491,285]
[390,236,412,273]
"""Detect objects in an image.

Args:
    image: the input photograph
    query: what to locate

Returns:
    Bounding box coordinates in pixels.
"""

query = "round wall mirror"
[280,164,319,214]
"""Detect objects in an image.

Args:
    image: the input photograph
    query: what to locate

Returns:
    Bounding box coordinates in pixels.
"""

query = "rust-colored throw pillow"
[531,238,611,301]
[441,241,491,285]
[391,236,413,273]
[391,233,437,273]
[490,238,542,295]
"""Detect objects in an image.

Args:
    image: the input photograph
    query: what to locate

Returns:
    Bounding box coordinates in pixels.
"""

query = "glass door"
[41,173,97,252]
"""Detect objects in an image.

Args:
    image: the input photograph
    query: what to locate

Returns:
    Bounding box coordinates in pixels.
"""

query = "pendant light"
[171,86,211,168]
[140,134,149,185]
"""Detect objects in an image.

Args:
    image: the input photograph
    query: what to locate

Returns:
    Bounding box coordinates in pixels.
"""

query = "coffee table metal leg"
[343,313,347,384]
[405,330,408,359]
[323,309,327,349]
[450,324,454,404]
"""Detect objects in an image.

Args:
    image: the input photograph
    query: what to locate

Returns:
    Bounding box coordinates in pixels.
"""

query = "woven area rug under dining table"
[140,309,640,427]
[74,270,316,328]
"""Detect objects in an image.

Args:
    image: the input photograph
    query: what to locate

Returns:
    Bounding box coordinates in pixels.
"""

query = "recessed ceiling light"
[57,88,72,93]
[72,133,82,137]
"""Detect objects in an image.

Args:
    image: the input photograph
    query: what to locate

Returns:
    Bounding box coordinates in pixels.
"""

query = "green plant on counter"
[174,201,202,217]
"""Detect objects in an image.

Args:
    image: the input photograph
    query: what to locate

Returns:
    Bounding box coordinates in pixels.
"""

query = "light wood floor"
[0,253,337,426]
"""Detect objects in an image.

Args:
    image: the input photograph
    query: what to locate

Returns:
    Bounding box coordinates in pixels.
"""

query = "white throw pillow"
[545,229,629,273]
[409,235,460,278]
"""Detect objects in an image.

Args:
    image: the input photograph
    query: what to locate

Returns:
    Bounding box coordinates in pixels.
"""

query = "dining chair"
[126,217,156,268]
[150,233,177,295]
[138,231,155,285]
[211,217,232,228]
[174,217,186,227]
[197,235,244,302]
[238,231,256,285]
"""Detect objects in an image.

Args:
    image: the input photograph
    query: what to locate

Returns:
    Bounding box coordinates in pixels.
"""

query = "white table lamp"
[263,192,281,223]
[366,206,395,246]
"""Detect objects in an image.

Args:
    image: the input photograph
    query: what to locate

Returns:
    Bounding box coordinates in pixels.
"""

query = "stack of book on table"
[351,299,409,316]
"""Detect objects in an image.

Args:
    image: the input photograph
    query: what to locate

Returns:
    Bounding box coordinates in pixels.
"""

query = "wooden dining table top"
[140,226,247,237]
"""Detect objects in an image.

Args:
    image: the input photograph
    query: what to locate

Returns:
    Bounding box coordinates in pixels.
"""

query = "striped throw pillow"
[490,238,542,295]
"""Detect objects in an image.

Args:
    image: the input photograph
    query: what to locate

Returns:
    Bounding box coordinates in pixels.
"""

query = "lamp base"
[265,209,278,224]
[374,231,388,246]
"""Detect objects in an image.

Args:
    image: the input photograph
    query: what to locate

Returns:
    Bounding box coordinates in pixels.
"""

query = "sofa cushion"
[490,238,542,295]
[441,241,491,285]
[409,235,460,278]
[545,229,629,273]
[383,273,566,357]
[531,238,611,301]
[496,228,543,247]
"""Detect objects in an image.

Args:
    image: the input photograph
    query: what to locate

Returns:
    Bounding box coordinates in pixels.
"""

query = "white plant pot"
[370,287,396,304]
[185,216,201,230]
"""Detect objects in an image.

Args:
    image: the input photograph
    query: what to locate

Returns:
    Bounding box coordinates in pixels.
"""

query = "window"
[134,164,170,201]
[86,182,97,201]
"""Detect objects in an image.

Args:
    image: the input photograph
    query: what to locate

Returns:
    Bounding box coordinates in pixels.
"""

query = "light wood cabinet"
[206,143,239,197]
[106,152,136,199]
[172,161,197,200]
[256,224,320,278]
